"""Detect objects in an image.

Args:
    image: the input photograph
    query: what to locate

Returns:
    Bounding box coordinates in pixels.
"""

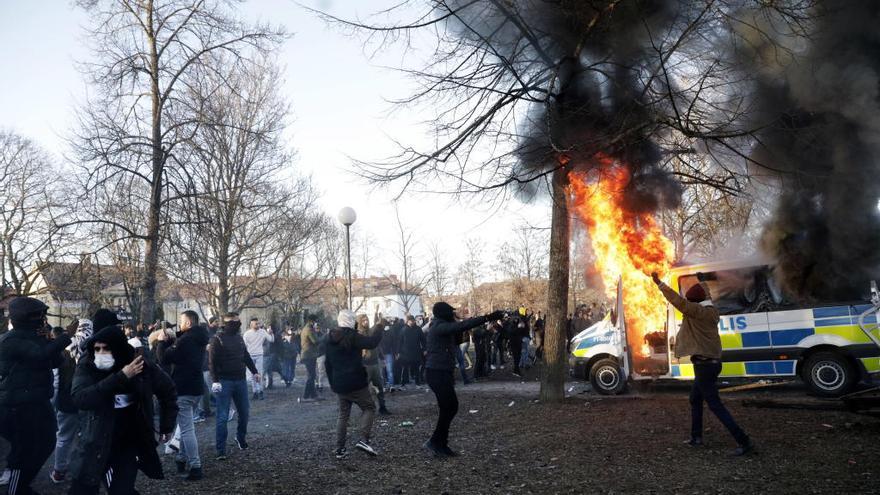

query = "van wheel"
[590,358,627,395]
[802,351,857,397]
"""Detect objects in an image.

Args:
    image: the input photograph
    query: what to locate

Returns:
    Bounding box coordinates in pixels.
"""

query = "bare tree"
[0,131,70,295]
[164,55,324,316]
[71,0,285,323]
[426,241,450,297]
[456,237,484,316]
[382,204,429,314]
[495,226,549,281]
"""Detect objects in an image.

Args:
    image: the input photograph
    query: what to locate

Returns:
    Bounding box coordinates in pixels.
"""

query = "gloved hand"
[651,272,661,285]
[486,310,505,322]
[211,382,222,394]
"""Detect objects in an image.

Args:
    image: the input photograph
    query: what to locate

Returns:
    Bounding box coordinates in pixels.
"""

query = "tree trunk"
[140,2,161,325]
[540,167,570,402]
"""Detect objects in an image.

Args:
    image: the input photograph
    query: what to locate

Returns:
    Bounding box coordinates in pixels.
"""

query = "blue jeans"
[215,379,250,454]
[691,360,749,445]
[176,395,202,468]
[384,355,395,386]
[282,356,297,384]
[520,337,531,368]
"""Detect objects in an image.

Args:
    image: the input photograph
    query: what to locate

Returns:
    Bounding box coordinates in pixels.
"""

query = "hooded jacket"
[156,324,210,396]
[324,326,382,394]
[658,281,722,359]
[0,327,71,407]
[426,316,490,371]
[300,325,319,361]
[69,326,178,486]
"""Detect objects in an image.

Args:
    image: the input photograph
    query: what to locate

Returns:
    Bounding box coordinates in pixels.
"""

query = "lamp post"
[337,207,357,309]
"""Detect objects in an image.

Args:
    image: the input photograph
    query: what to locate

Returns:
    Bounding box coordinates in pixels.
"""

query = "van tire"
[590,358,627,395]
[802,351,857,397]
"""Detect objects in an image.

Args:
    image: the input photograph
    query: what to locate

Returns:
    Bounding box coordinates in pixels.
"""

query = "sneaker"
[193,415,206,424]
[168,437,180,452]
[512,372,521,378]
[423,440,446,457]
[355,440,377,456]
[334,448,347,459]
[0,469,9,485]
[216,453,227,461]
[235,437,249,450]
[175,460,187,474]
[49,470,66,484]
[685,437,703,447]
[185,467,204,481]
[733,439,754,456]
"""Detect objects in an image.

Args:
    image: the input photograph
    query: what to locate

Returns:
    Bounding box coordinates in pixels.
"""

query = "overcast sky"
[0,0,551,284]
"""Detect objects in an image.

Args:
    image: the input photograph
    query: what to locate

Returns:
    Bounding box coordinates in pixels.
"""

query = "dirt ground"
[14,365,880,495]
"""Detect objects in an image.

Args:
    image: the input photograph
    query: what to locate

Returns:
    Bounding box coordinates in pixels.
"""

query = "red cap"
[685,283,706,303]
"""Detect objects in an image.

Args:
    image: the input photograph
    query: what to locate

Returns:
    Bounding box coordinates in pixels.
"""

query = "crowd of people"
[0,296,552,494]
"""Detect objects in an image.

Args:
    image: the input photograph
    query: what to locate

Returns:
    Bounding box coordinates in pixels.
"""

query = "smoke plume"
[446,0,684,212]
[740,1,880,301]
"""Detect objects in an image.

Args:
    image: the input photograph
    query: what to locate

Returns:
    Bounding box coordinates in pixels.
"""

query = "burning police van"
[569,258,880,396]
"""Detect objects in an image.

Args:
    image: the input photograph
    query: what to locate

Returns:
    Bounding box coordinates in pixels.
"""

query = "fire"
[569,159,675,367]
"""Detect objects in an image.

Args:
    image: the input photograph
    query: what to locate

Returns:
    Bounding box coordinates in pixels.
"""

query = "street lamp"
[338,207,357,309]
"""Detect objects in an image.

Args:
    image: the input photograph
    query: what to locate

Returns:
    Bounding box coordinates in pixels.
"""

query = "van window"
[677,266,799,315]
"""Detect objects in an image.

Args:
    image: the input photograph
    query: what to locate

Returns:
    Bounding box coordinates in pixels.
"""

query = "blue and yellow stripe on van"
[669,304,880,379]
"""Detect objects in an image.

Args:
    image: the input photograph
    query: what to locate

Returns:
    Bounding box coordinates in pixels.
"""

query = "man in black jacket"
[424,302,503,457]
[399,316,426,386]
[208,312,260,459]
[0,297,71,495]
[157,310,209,480]
[326,310,383,459]
[68,325,178,494]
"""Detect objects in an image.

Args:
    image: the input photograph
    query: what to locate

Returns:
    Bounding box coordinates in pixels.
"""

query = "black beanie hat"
[432,302,455,322]
[92,308,122,332]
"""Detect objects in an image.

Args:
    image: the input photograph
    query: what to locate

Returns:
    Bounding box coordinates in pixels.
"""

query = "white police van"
[569,259,880,396]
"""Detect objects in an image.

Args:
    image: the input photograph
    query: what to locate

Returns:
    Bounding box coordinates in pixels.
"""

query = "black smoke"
[739,1,880,301]
[444,0,684,213]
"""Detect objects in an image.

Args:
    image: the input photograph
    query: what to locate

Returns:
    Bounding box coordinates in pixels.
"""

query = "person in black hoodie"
[208,312,260,459]
[156,310,209,481]
[398,316,426,386]
[67,324,178,494]
[0,297,71,495]
[325,310,383,459]
[424,302,503,458]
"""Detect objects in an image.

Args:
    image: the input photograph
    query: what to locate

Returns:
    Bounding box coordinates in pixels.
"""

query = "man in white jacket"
[243,319,274,400]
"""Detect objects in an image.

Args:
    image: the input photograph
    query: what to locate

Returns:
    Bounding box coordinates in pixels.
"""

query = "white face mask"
[94,353,115,370]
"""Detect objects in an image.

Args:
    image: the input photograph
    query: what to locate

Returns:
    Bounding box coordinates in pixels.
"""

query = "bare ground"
[14,366,880,494]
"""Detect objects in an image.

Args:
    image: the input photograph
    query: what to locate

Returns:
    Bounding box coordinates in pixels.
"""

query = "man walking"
[156,310,210,480]
[208,313,260,459]
[243,319,273,400]
[0,297,71,495]
[299,321,320,402]
[652,272,753,456]
[326,310,383,459]
[398,316,425,386]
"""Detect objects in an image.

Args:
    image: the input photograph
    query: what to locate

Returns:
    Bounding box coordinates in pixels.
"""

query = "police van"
[569,258,880,396]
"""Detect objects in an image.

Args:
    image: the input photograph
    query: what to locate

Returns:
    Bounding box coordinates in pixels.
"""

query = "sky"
[0,0,550,282]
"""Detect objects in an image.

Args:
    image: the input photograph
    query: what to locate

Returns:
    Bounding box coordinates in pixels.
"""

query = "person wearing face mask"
[67,320,178,494]
[0,297,72,495]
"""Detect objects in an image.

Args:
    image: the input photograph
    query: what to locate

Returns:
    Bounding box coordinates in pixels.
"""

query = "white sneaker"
[0,469,10,485]
[355,440,378,456]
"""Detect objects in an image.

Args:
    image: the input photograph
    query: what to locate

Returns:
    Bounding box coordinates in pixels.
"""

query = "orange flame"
[569,159,674,366]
